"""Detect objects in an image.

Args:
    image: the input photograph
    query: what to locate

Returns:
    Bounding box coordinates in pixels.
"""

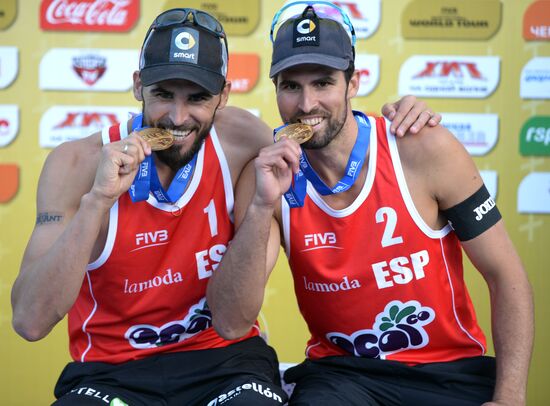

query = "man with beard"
[12,7,441,406]
[208,2,534,406]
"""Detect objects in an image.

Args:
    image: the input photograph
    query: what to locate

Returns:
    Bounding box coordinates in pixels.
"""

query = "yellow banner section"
[164,0,260,36]
[0,0,16,30]
[402,0,501,40]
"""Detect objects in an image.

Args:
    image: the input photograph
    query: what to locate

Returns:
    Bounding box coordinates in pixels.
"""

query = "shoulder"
[396,124,482,208]
[213,106,274,185]
[214,106,273,152]
[397,124,468,170]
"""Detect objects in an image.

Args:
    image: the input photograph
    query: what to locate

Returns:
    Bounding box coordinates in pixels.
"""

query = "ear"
[347,70,361,99]
[133,71,143,101]
[217,80,232,110]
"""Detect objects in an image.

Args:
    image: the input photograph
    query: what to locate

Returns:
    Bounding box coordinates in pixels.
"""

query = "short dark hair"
[344,61,355,83]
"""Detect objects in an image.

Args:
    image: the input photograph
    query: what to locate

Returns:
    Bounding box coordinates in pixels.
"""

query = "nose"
[169,99,190,127]
[297,86,319,114]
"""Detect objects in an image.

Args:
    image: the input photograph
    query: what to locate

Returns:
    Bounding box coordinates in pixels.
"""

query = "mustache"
[289,109,328,123]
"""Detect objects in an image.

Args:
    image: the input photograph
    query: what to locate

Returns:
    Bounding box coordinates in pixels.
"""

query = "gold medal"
[137,128,174,151]
[275,123,313,144]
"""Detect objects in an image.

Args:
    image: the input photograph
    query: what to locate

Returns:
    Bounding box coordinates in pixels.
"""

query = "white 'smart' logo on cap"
[175,32,196,51]
[297,19,316,34]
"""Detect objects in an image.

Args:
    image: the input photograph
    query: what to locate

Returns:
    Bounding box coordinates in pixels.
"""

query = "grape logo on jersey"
[40,48,138,91]
[520,116,550,156]
[39,106,138,148]
[398,55,500,98]
[441,113,498,156]
[0,46,18,89]
[518,172,550,214]
[125,298,212,349]
[520,57,550,99]
[72,54,106,85]
[40,0,139,32]
[0,105,19,147]
[327,300,435,359]
[523,0,550,41]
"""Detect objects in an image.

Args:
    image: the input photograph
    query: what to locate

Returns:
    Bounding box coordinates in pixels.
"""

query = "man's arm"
[463,223,533,406]
[11,134,150,341]
[401,127,533,406]
[207,138,301,339]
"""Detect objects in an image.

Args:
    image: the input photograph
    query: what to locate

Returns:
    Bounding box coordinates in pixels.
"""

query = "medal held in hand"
[274,123,313,144]
[137,128,174,151]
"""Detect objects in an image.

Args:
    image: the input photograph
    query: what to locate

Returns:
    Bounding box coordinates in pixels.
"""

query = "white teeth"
[300,117,323,126]
[170,129,192,139]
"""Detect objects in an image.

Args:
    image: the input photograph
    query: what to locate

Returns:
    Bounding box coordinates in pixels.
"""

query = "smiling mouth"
[298,117,323,127]
[168,129,193,142]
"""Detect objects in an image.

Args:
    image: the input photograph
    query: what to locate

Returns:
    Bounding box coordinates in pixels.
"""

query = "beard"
[287,91,349,151]
[141,109,216,172]
[155,125,210,172]
[301,105,347,150]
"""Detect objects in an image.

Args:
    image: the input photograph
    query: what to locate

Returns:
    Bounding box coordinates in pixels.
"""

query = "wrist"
[81,190,116,214]
[249,196,277,215]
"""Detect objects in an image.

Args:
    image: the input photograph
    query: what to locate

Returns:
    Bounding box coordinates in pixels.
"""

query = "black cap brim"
[140,64,224,95]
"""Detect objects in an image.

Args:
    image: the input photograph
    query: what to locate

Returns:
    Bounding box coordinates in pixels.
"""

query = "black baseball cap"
[270,9,354,78]
[139,9,228,95]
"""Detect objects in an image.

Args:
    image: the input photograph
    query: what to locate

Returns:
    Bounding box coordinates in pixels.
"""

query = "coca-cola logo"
[40,0,139,32]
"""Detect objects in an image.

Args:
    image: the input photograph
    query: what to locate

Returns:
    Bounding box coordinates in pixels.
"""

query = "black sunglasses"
[144,8,227,50]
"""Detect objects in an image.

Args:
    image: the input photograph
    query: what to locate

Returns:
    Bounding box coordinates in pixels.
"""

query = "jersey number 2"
[376,207,403,247]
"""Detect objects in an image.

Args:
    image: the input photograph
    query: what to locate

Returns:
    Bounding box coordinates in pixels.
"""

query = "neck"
[152,153,178,189]
[303,109,359,187]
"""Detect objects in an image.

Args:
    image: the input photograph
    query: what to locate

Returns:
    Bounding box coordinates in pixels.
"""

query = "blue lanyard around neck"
[128,114,198,204]
[278,110,371,208]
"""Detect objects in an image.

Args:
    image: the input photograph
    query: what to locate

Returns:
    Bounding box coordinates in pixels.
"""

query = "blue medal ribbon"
[277,110,371,208]
[128,114,198,204]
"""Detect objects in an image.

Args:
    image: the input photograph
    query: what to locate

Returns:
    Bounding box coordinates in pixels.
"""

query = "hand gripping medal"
[137,128,174,151]
[275,123,313,144]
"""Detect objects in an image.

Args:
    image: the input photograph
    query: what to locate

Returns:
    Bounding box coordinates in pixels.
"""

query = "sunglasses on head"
[270,1,356,46]
[142,8,228,50]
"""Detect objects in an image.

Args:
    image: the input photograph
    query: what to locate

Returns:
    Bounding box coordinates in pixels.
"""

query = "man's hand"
[91,133,152,207]
[382,95,441,137]
[253,137,301,208]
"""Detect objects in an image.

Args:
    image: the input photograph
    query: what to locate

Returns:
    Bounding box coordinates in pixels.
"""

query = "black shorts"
[284,355,496,406]
[53,336,288,406]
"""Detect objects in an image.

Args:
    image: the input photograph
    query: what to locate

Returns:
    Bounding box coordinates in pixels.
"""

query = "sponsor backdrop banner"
[0,1,548,404]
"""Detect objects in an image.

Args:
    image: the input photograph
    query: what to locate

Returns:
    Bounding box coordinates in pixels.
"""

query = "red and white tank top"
[283,116,486,364]
[68,122,258,363]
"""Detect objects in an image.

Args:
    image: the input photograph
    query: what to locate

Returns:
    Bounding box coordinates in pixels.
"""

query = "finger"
[117,150,138,174]
[122,137,148,164]
[397,101,429,136]
[390,96,418,134]
[381,102,396,121]
[429,112,441,126]
[408,110,435,135]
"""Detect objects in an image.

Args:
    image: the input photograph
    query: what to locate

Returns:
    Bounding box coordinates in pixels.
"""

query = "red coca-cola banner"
[40,0,139,32]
